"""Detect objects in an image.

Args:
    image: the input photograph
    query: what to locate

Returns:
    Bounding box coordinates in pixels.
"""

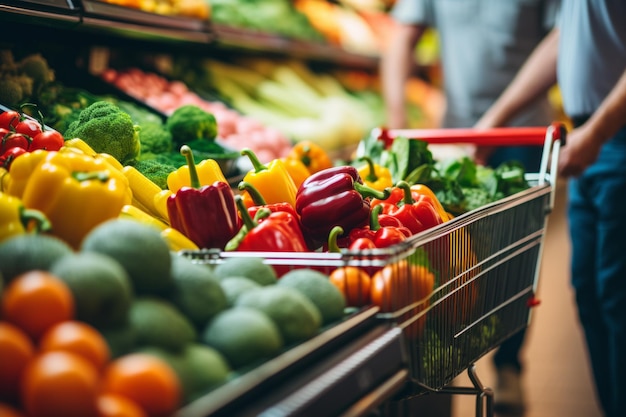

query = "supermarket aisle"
[449,180,603,417]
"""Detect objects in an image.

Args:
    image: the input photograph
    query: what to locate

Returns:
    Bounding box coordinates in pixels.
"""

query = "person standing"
[476,2,626,416]
[380,0,560,412]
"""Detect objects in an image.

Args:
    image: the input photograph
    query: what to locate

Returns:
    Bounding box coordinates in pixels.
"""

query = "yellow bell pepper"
[153,189,173,222]
[3,149,51,199]
[0,192,51,243]
[356,156,393,192]
[160,227,199,252]
[119,204,168,231]
[166,153,227,193]
[280,157,310,189]
[240,148,297,208]
[287,140,334,174]
[122,166,168,223]
[0,167,9,192]
[21,150,130,249]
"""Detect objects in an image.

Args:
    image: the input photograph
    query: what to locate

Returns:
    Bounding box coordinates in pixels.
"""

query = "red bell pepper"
[167,145,241,249]
[347,205,410,249]
[226,194,308,252]
[238,180,300,223]
[374,181,443,235]
[295,165,390,248]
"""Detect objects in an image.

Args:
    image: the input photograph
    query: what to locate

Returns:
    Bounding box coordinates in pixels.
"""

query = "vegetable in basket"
[355,155,393,191]
[225,195,308,253]
[295,165,390,248]
[347,205,410,249]
[371,181,444,235]
[287,140,334,175]
[167,146,240,250]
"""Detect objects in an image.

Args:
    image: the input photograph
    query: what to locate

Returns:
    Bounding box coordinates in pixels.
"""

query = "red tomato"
[30,130,64,151]
[0,147,28,169]
[15,118,41,139]
[0,110,21,129]
[1,133,30,153]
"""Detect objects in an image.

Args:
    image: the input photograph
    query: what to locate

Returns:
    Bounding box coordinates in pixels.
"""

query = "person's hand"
[471,145,496,167]
[558,124,602,177]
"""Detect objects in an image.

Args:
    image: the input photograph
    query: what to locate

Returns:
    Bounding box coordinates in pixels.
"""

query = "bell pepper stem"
[72,171,109,182]
[235,194,257,230]
[238,181,267,205]
[357,156,379,183]
[327,225,344,253]
[300,145,312,168]
[396,181,415,206]
[181,145,201,189]
[370,204,382,231]
[241,148,268,173]
[354,181,391,200]
[20,207,52,233]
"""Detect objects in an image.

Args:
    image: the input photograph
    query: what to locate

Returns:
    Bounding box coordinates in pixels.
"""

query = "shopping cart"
[182,123,565,417]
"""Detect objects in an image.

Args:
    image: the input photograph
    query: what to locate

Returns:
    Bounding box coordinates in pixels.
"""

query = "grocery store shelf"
[211,24,380,69]
[0,0,382,69]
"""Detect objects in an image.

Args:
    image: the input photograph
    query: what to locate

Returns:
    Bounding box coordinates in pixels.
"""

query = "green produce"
[202,307,283,369]
[165,104,217,147]
[278,269,346,325]
[169,253,228,327]
[140,343,231,403]
[236,286,322,344]
[131,158,178,190]
[0,50,54,107]
[80,219,173,296]
[129,297,197,352]
[50,252,134,329]
[64,101,141,165]
[219,276,261,307]
[0,234,73,284]
[138,121,174,155]
[100,322,138,359]
[212,257,278,286]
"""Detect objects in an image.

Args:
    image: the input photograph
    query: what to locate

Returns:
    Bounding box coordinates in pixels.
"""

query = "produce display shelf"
[0,0,81,27]
[210,23,380,69]
[177,306,407,417]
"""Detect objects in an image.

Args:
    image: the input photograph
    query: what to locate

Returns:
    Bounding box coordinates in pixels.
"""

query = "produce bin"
[181,124,565,417]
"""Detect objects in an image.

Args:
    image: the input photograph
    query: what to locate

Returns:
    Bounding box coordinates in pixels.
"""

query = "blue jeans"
[567,126,626,417]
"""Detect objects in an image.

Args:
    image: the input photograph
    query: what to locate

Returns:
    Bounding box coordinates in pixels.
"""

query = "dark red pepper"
[226,195,308,252]
[295,165,390,248]
[167,145,241,249]
[348,205,409,249]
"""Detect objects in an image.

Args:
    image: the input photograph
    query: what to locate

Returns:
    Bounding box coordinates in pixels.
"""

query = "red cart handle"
[375,122,567,148]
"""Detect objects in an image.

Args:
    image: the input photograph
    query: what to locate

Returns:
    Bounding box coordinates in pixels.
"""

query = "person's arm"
[475,28,560,129]
[559,69,626,177]
[380,21,426,129]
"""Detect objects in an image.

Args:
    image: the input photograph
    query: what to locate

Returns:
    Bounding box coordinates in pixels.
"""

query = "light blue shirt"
[557,0,626,117]
[391,0,560,128]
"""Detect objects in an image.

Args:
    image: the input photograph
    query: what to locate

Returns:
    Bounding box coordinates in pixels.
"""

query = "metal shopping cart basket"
[182,123,565,417]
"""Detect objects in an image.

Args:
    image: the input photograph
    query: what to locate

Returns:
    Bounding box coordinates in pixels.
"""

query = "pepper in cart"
[167,145,240,250]
[226,195,308,252]
[295,165,391,248]
[238,181,301,225]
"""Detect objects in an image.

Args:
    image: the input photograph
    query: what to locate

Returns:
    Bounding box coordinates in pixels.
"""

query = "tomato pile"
[0,108,64,170]
[0,270,182,417]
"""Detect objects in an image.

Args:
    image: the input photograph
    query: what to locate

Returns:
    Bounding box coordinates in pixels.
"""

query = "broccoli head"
[139,121,173,155]
[132,158,178,190]
[64,101,141,165]
[165,104,217,147]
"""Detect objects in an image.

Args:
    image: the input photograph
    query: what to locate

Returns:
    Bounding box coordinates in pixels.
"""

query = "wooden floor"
[404,181,604,417]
